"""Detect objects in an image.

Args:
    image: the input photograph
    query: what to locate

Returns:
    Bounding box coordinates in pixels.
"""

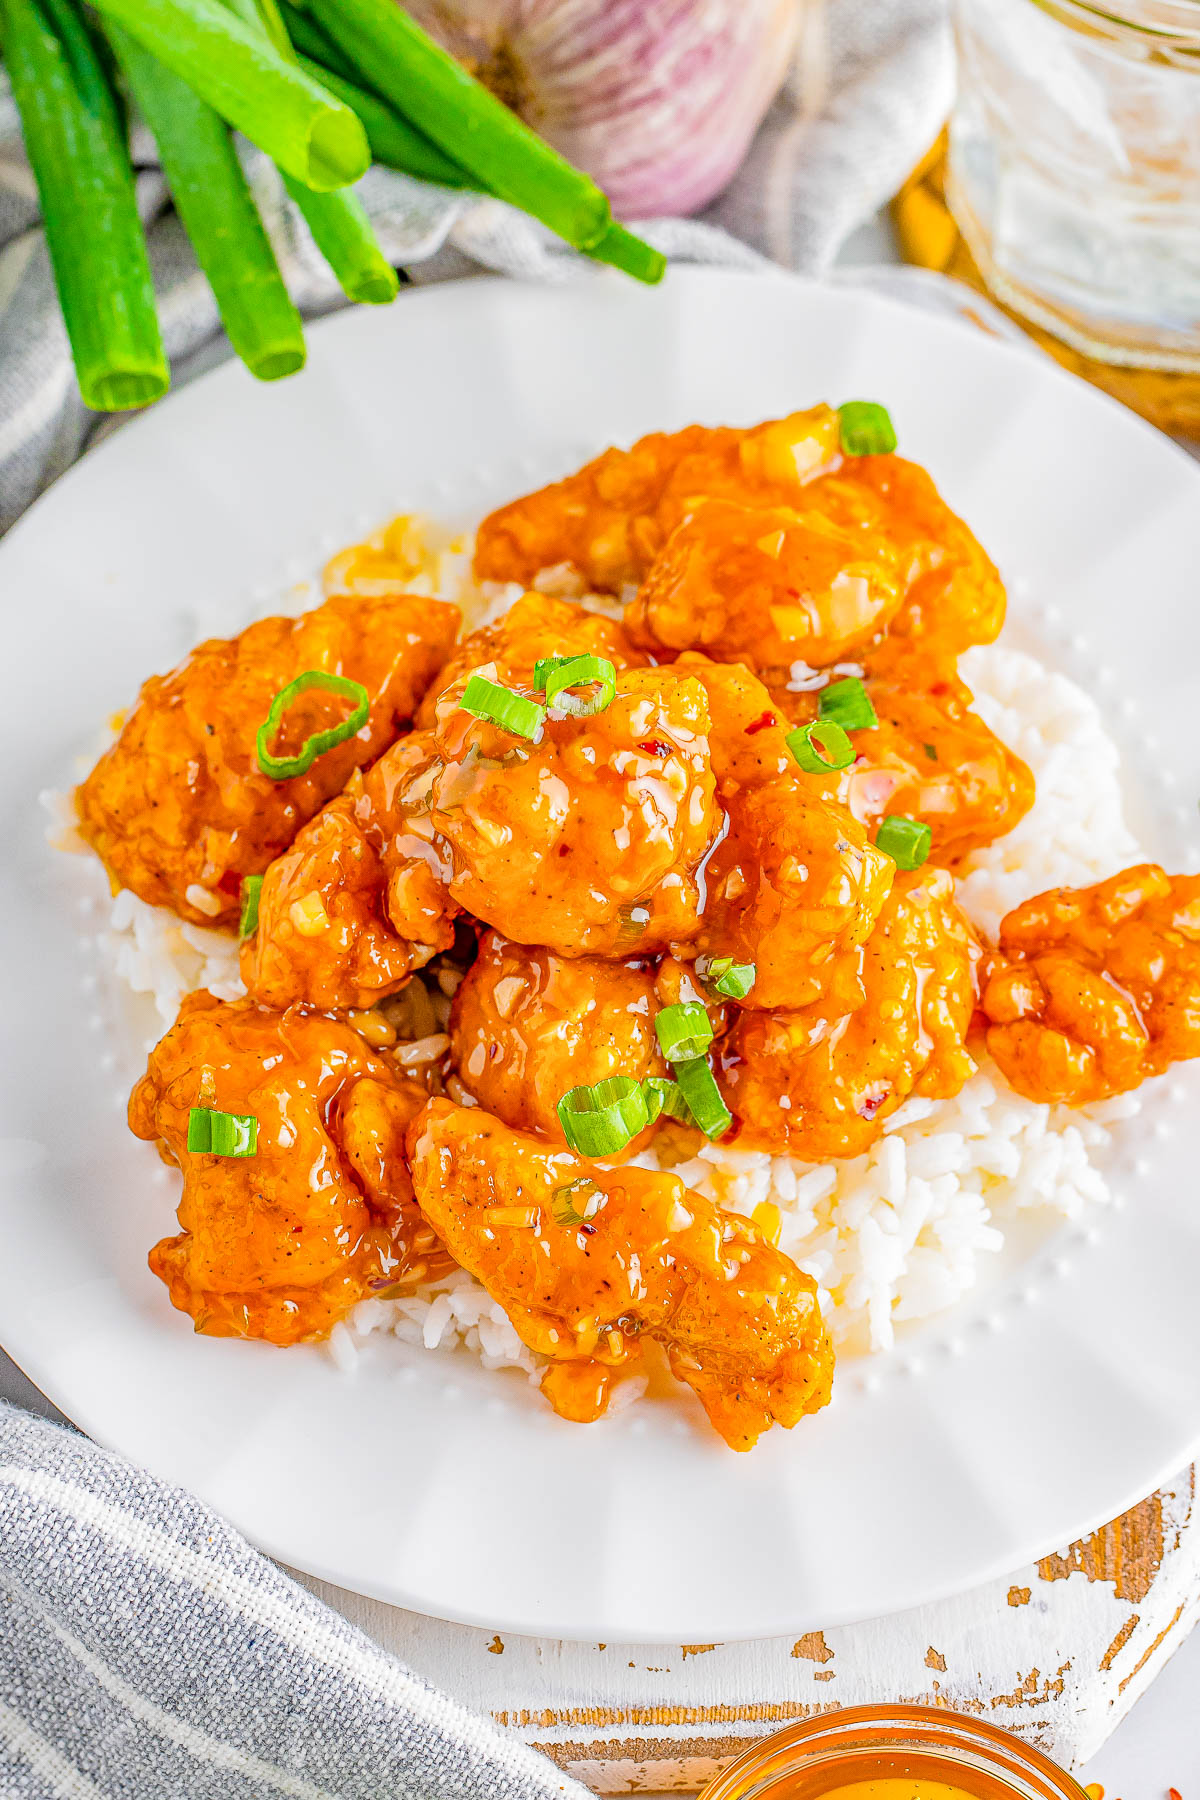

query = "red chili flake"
[858,1092,887,1120]
[744,710,777,736]
[638,739,673,758]
[579,1223,597,1238]
[784,587,801,599]
[216,869,244,900]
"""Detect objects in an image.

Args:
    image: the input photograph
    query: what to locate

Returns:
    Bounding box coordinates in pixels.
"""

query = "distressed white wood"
[295,1468,1199,1791]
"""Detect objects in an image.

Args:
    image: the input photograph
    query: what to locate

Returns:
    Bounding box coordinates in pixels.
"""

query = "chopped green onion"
[876,814,932,871]
[460,674,545,741]
[655,1001,714,1065]
[786,718,855,774]
[106,22,306,383]
[674,1057,732,1141]
[187,1107,258,1156]
[0,0,169,411]
[698,957,756,1001]
[818,676,878,733]
[923,742,938,762]
[539,654,617,718]
[532,656,570,692]
[838,401,897,457]
[87,0,369,190]
[256,670,370,779]
[238,874,263,938]
[557,1076,648,1158]
[551,1177,608,1228]
[641,1077,693,1125]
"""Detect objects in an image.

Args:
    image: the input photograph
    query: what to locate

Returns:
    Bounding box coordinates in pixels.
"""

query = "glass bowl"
[698,1704,1089,1800]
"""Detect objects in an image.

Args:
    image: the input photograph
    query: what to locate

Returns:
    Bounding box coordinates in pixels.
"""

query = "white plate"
[3,269,1200,1644]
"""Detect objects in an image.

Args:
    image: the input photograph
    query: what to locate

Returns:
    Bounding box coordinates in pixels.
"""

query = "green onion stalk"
[293,0,665,283]
[227,0,398,305]
[86,0,370,190]
[294,52,479,190]
[0,0,168,410]
[106,22,307,380]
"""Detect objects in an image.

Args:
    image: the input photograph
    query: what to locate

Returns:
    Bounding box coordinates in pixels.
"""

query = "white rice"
[61,517,1146,1386]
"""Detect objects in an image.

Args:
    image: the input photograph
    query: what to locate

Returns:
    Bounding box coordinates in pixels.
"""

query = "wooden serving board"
[297,1465,1199,1792]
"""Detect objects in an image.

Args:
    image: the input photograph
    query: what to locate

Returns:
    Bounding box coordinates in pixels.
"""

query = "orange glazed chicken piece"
[416,588,644,728]
[981,865,1200,1104]
[626,499,904,670]
[474,409,845,593]
[809,453,1005,657]
[243,662,719,1010]
[449,931,666,1145]
[407,1099,834,1451]
[130,991,448,1344]
[475,407,1004,661]
[772,667,1034,866]
[721,867,978,1158]
[77,591,459,929]
[680,657,894,1012]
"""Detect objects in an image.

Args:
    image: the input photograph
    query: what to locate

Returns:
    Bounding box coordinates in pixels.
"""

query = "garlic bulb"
[401,0,800,219]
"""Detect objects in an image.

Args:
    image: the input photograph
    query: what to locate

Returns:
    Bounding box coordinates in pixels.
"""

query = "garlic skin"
[402,0,800,219]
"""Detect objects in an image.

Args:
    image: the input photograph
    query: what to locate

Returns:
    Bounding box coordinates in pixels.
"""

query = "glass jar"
[698,1704,1089,1800]
[948,0,1200,370]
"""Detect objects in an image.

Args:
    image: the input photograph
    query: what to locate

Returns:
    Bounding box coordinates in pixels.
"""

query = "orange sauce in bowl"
[819,1783,983,1800]
[718,1757,1039,1800]
[698,1705,1088,1800]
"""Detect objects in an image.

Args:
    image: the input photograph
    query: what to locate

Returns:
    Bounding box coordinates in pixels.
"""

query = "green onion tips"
[256,670,370,779]
[557,1076,648,1157]
[654,1001,714,1065]
[818,676,878,733]
[673,1056,731,1141]
[838,400,897,457]
[535,653,617,717]
[641,1076,693,1124]
[698,957,756,1001]
[460,674,545,740]
[786,718,855,774]
[187,1106,258,1156]
[876,814,932,871]
[238,874,263,937]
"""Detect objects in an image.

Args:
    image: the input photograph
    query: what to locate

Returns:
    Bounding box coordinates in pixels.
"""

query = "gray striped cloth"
[0,5,951,1796]
[0,1402,588,1798]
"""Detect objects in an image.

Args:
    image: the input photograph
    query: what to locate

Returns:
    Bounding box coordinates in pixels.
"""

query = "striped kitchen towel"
[0,1401,587,1799]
